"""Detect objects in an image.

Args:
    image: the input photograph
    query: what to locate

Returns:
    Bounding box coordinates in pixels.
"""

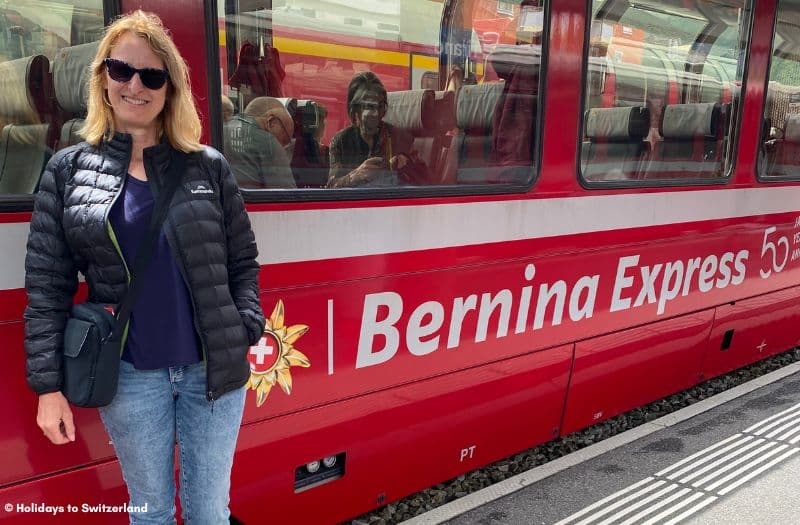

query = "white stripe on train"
[1,186,799,291]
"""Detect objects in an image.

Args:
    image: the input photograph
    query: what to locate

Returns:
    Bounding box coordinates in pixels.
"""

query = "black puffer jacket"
[24,134,265,400]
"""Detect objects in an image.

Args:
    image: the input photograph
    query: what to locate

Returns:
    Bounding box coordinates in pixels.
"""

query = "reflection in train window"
[580,0,751,184]
[0,1,104,196]
[760,0,800,180]
[217,0,545,192]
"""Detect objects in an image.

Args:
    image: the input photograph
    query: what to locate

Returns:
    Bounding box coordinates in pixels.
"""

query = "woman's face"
[104,32,168,136]
[355,93,385,138]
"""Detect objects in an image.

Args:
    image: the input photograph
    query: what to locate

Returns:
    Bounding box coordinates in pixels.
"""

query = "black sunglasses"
[104,58,169,90]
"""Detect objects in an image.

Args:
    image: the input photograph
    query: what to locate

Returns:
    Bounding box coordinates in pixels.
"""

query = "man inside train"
[223,96,296,189]
[245,96,296,150]
[326,71,428,188]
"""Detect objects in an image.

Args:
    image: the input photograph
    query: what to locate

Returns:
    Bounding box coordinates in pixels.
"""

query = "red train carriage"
[1,0,800,523]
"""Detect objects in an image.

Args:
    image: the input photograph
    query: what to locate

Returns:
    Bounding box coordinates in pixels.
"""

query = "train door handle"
[721,329,734,351]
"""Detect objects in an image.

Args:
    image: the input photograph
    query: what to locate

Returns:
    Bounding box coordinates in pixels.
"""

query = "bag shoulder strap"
[108,149,187,341]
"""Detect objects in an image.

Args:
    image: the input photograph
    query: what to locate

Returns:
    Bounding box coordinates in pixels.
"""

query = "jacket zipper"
[150,155,215,401]
[170,236,214,400]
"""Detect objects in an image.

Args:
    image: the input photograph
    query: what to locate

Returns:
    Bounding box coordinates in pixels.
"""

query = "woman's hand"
[37,392,76,444]
[349,157,386,185]
[389,154,409,171]
[358,156,386,169]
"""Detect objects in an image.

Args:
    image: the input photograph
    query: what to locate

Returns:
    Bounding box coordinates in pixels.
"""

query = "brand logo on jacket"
[190,184,214,195]
[246,300,310,407]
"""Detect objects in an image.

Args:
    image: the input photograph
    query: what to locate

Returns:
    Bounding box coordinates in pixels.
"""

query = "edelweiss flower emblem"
[246,300,310,407]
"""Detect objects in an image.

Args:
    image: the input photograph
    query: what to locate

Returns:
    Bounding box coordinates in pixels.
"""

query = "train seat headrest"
[434,90,456,130]
[584,106,649,141]
[384,89,435,134]
[456,82,504,131]
[0,55,51,123]
[487,43,541,80]
[53,41,99,114]
[0,123,50,194]
[661,103,720,139]
[784,114,800,144]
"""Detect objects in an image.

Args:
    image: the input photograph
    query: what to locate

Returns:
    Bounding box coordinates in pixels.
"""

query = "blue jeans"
[99,359,246,525]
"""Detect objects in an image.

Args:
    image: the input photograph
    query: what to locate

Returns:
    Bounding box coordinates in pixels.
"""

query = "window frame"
[576,0,754,190]
[206,0,551,204]
[756,0,800,183]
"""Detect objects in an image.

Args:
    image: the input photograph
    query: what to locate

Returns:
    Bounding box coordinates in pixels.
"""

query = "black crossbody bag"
[61,150,186,408]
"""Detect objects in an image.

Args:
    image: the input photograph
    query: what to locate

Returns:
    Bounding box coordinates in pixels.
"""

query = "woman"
[326,71,428,188]
[24,10,264,524]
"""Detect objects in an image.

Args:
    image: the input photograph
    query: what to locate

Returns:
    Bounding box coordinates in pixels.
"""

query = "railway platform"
[402,362,800,525]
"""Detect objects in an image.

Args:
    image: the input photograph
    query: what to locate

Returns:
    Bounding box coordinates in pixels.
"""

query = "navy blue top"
[109,174,202,369]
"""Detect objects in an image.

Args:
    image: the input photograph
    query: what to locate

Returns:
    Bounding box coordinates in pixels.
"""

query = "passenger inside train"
[223,96,296,189]
[244,97,294,150]
[326,71,429,188]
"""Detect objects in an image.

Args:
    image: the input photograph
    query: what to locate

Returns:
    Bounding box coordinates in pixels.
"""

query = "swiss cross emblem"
[249,333,280,373]
[245,300,311,407]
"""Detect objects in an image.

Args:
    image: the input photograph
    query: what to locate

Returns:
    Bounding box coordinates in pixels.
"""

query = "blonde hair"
[80,10,202,152]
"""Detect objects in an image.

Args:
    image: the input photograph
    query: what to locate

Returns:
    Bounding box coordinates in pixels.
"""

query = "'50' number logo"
[760,226,790,279]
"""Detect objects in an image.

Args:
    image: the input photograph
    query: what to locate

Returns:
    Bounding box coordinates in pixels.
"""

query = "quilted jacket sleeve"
[23,150,80,394]
[211,148,265,345]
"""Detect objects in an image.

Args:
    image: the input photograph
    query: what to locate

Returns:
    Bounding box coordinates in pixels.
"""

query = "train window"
[0,1,104,197]
[759,0,800,180]
[216,0,545,194]
[580,0,752,184]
